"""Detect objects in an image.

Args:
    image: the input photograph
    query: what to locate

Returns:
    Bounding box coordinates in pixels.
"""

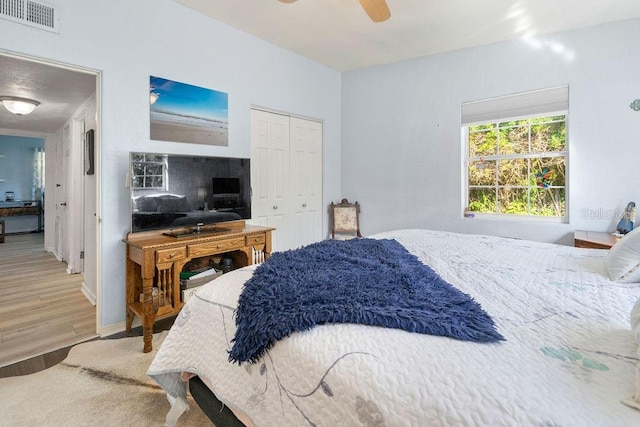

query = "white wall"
[1,0,342,330]
[342,19,640,245]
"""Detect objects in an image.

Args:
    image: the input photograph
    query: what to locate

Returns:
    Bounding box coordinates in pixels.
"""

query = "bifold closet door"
[250,109,323,252]
[251,109,291,251]
[289,116,323,247]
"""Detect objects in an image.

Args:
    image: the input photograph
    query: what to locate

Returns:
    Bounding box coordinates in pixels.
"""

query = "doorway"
[0,52,100,365]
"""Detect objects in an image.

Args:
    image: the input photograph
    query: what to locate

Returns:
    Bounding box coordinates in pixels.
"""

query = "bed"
[148,229,640,426]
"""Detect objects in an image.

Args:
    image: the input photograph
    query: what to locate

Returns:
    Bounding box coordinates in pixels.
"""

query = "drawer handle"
[217,245,222,249]
[169,253,176,258]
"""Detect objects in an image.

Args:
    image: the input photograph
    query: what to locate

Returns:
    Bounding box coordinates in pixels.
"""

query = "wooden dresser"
[124,220,274,352]
[0,202,42,233]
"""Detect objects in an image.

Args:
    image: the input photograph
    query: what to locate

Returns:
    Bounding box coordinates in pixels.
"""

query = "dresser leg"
[142,324,153,353]
[125,308,134,332]
[142,301,154,352]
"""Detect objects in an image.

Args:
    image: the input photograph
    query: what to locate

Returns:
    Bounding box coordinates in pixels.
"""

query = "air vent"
[0,0,58,32]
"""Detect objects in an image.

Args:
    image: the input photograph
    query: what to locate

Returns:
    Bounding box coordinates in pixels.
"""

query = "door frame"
[56,123,70,263]
[0,50,102,335]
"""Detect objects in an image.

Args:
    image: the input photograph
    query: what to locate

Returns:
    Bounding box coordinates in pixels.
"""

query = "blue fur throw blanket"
[229,238,504,364]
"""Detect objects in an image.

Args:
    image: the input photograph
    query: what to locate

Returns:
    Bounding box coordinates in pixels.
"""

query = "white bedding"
[148,229,640,426]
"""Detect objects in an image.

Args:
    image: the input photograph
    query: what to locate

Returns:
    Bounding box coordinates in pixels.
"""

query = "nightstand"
[574,230,620,249]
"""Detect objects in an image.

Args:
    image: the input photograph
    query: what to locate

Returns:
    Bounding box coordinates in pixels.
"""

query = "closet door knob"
[302,203,307,207]
[273,205,278,210]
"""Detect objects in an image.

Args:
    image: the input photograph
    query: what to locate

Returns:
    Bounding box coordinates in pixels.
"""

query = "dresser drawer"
[245,233,266,246]
[188,237,245,257]
[156,247,187,263]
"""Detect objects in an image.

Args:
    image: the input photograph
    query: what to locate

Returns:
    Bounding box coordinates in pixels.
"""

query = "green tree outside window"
[467,115,566,218]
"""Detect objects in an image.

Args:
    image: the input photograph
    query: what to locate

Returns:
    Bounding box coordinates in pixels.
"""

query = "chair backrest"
[329,198,362,239]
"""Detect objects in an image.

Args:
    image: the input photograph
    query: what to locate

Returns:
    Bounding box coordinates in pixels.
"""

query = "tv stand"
[124,220,274,352]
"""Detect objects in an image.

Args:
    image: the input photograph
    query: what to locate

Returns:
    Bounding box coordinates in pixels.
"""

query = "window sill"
[463,212,568,224]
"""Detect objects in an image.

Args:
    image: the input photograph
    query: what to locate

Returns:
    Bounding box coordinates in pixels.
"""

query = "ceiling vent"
[0,0,58,32]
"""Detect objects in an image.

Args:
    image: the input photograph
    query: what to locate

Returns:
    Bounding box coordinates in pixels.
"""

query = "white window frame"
[131,153,168,190]
[461,86,569,223]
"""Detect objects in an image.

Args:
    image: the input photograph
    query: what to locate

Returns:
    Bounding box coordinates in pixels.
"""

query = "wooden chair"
[329,199,362,240]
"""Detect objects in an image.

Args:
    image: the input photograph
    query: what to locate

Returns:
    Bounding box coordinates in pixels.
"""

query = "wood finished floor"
[0,315,177,378]
[0,232,97,372]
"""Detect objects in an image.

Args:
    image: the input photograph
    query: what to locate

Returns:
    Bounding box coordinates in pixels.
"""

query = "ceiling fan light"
[0,96,40,115]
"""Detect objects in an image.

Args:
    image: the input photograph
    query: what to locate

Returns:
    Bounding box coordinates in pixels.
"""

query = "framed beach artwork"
[149,76,229,146]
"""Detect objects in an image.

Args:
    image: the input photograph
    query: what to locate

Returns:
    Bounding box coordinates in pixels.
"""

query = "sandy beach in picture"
[150,76,228,146]
[150,119,228,145]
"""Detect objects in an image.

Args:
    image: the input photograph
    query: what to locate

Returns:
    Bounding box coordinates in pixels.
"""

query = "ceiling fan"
[278,0,391,23]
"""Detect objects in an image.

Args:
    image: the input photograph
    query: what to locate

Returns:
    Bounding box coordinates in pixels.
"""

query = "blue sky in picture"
[150,76,228,122]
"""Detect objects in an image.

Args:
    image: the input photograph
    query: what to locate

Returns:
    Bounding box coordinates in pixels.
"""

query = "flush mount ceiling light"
[0,96,41,115]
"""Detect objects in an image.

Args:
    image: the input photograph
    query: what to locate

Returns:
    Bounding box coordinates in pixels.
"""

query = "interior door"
[72,117,85,273]
[250,109,291,252]
[289,117,323,247]
[54,124,70,260]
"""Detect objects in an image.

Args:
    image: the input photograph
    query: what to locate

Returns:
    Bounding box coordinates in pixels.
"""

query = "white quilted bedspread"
[148,229,640,426]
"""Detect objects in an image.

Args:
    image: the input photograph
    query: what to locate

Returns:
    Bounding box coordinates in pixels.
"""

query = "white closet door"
[250,109,291,252]
[290,116,323,248]
[250,109,324,252]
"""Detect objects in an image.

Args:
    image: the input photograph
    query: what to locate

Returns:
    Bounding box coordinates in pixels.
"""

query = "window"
[462,86,568,220]
[131,153,167,189]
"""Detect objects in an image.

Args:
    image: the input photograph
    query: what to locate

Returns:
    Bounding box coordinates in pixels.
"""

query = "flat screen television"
[129,152,251,232]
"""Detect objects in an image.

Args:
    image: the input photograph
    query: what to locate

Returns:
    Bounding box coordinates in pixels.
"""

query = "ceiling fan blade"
[358,0,391,23]
[278,0,298,3]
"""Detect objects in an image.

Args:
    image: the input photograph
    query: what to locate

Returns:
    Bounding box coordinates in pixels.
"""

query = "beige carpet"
[0,332,212,426]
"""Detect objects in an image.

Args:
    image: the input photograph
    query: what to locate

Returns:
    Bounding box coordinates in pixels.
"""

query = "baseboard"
[100,318,142,338]
[81,282,96,306]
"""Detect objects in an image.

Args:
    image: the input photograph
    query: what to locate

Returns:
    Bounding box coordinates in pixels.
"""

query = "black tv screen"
[130,152,251,232]
[212,177,240,195]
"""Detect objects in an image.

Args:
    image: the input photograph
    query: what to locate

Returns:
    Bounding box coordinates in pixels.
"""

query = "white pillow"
[607,227,640,282]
